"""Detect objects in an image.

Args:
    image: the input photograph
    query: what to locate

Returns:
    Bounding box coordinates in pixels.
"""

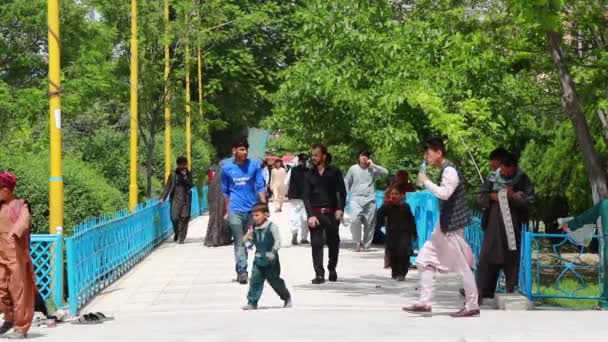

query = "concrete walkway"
[37,201,608,342]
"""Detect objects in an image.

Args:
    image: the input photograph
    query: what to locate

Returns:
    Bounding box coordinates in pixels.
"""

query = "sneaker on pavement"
[238,273,249,285]
[242,303,258,311]
[328,271,338,282]
[301,240,310,245]
[284,297,293,308]
[0,321,14,335]
[2,328,26,339]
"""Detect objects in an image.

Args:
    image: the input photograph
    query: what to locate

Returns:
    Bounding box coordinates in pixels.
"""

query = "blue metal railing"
[65,200,172,315]
[201,185,209,213]
[521,231,604,301]
[464,213,484,260]
[191,187,201,218]
[65,186,209,315]
[30,234,63,306]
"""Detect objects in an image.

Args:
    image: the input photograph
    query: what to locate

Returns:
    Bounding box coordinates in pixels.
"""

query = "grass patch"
[536,278,600,309]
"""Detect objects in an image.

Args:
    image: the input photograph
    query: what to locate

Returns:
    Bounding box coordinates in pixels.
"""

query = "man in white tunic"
[402,137,480,318]
[345,149,388,252]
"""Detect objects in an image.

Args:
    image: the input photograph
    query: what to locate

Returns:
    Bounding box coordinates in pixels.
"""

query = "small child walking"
[242,203,292,310]
[384,184,417,281]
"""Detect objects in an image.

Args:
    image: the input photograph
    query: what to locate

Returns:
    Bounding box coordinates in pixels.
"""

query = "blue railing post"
[601,233,608,308]
[201,185,209,213]
[190,186,201,218]
[54,234,64,308]
[65,237,78,316]
[523,231,533,299]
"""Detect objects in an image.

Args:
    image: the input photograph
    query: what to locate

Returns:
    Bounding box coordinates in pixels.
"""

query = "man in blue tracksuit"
[222,138,267,284]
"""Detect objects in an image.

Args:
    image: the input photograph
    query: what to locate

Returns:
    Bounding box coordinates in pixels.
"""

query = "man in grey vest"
[402,137,480,318]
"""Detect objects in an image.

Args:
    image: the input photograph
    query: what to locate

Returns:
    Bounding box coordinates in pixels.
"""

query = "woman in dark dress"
[204,162,232,247]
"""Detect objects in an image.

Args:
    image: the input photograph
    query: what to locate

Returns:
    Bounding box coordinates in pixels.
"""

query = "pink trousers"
[415,228,479,310]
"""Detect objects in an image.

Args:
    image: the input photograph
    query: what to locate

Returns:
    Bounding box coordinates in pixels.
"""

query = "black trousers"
[310,212,340,277]
[387,245,410,278]
[476,260,519,297]
[172,218,189,242]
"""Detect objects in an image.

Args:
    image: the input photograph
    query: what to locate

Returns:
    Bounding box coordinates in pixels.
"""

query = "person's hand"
[243,230,253,241]
[266,252,276,261]
[159,198,165,204]
[7,230,19,243]
[335,210,344,221]
[308,216,320,228]
[505,186,515,199]
[368,159,375,167]
[417,173,429,185]
[224,212,229,221]
[512,191,524,201]
[560,223,570,233]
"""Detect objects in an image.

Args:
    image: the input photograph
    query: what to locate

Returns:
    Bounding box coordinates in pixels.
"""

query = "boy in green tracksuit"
[560,199,608,307]
[242,203,292,310]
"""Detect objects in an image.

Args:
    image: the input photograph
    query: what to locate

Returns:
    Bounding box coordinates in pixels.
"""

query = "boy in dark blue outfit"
[242,203,292,310]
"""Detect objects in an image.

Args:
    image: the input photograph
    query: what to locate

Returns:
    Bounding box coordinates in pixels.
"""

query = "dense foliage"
[266,0,608,228]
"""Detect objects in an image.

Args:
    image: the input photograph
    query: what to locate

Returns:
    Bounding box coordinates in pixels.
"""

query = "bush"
[0,148,125,235]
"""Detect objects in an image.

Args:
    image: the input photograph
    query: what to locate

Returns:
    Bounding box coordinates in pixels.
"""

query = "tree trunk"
[598,109,608,147]
[546,30,608,203]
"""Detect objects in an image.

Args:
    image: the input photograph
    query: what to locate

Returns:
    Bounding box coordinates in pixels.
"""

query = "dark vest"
[439,160,472,232]
[288,165,309,200]
[253,223,277,267]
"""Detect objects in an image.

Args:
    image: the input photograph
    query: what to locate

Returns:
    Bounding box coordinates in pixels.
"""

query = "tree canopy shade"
[1,0,607,231]
[265,0,608,222]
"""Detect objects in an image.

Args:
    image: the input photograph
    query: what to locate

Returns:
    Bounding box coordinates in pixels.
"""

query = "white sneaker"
[3,328,26,339]
[557,217,574,226]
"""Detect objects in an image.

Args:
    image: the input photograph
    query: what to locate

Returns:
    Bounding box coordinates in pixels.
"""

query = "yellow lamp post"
[128,0,139,212]
[48,0,63,234]
[164,0,172,182]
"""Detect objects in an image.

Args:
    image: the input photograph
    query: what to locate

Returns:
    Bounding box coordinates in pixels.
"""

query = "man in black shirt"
[303,144,347,284]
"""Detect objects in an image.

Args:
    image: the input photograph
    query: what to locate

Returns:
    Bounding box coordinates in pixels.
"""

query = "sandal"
[71,314,102,325]
[91,312,115,322]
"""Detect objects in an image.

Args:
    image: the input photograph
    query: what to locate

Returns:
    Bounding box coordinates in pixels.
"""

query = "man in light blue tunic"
[345,149,388,251]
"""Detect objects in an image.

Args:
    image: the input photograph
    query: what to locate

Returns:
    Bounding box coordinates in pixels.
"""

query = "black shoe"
[301,240,310,245]
[396,276,406,282]
[0,321,14,334]
[284,297,293,308]
[238,273,249,285]
[292,233,298,246]
[173,234,178,242]
[328,271,337,282]
[450,308,480,318]
[459,288,465,297]
[178,240,185,244]
[311,276,325,285]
